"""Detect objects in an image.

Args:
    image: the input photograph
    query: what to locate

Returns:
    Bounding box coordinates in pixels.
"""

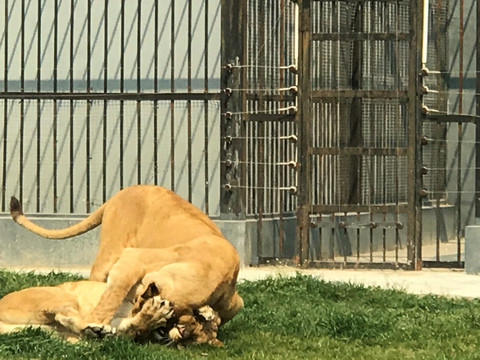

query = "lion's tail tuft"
[10,196,23,221]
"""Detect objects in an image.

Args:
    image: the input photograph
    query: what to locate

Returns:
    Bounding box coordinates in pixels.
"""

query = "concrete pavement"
[238,266,480,298]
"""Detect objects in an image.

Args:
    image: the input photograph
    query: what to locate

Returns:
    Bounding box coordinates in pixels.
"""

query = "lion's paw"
[117,295,174,337]
[196,305,216,321]
[168,326,183,340]
[82,323,116,339]
[143,296,173,317]
[138,296,174,327]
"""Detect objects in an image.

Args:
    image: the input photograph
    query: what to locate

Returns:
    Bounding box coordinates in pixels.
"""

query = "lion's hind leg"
[0,285,80,331]
[217,290,244,324]
[0,321,49,334]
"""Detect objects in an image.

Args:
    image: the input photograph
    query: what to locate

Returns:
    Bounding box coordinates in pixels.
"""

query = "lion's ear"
[142,282,160,298]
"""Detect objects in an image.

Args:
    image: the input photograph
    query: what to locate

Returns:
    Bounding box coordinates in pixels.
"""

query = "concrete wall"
[0,215,263,270]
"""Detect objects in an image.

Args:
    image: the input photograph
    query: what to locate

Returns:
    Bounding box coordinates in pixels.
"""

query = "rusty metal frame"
[292,0,424,269]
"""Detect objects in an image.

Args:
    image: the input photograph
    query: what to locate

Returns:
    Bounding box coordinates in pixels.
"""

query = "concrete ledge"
[465,225,480,274]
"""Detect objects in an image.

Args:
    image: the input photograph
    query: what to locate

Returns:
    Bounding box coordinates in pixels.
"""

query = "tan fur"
[0,280,175,342]
[10,185,225,281]
[169,306,223,346]
[0,281,109,341]
[8,185,243,344]
[85,236,243,329]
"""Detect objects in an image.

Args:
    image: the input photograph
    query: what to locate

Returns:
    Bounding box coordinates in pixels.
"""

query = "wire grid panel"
[306,0,413,265]
[311,0,410,210]
[421,0,449,203]
[244,0,298,215]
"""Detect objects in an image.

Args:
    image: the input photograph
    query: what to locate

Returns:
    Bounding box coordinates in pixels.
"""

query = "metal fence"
[0,0,222,215]
[1,0,476,269]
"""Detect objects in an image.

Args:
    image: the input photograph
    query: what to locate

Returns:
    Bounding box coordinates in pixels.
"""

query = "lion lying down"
[0,279,222,346]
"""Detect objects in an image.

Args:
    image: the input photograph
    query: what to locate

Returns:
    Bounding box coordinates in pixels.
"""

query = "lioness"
[0,279,223,345]
[0,280,175,342]
[10,185,226,282]
[81,236,243,331]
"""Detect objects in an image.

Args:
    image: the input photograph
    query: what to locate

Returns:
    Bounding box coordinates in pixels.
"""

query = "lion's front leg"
[86,251,146,325]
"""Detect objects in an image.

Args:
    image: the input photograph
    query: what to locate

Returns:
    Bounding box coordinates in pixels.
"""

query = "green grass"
[0,269,479,359]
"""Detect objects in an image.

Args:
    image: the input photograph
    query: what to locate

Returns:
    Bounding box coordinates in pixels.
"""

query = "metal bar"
[367,3,376,265]
[241,113,295,122]
[245,93,297,102]
[457,0,464,263]
[119,0,125,189]
[312,32,409,41]
[187,0,192,202]
[103,0,108,202]
[395,0,401,264]
[310,147,408,156]
[476,0,480,219]
[279,192,284,257]
[318,216,323,261]
[434,0,444,262]
[220,0,246,216]
[2,0,8,211]
[86,0,91,212]
[256,259,411,270]
[425,114,480,125]
[137,0,142,184]
[0,92,221,101]
[257,205,263,261]
[204,0,209,213]
[268,2,275,216]
[348,1,363,205]
[170,0,175,191]
[312,89,409,99]
[369,213,374,262]
[329,214,335,260]
[36,0,41,212]
[257,0,266,230]
[53,0,58,212]
[422,261,465,269]
[312,203,409,214]
[409,0,423,269]
[278,0,285,228]
[296,0,312,266]
[20,0,25,202]
[153,0,159,185]
[69,0,74,212]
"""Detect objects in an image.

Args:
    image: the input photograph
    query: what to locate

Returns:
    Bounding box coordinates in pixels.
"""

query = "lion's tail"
[10,196,106,239]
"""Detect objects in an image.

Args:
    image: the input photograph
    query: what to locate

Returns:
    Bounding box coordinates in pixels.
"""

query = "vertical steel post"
[408,0,424,270]
[296,0,312,266]
[220,0,246,218]
[476,0,480,219]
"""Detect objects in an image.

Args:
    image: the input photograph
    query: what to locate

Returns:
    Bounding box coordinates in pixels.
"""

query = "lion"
[8,185,243,343]
[0,277,224,346]
[0,280,174,342]
[10,185,227,282]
